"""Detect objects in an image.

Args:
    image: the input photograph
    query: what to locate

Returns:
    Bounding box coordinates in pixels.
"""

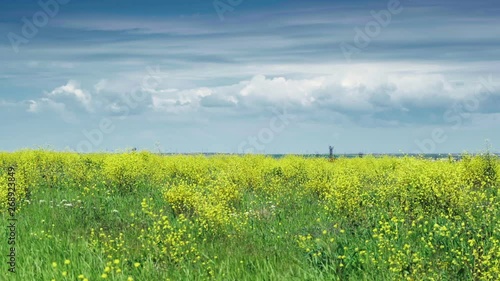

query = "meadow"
[0,150,499,280]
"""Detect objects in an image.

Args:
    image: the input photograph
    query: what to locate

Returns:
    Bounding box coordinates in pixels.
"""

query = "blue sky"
[0,0,499,154]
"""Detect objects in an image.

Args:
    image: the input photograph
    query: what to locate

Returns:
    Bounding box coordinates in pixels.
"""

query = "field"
[1,151,499,280]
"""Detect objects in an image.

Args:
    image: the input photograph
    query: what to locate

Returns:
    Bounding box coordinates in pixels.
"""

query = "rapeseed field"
[0,150,498,280]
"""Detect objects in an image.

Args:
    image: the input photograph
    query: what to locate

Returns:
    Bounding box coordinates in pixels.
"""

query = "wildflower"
[64,259,70,265]
[52,262,57,268]
[134,262,141,268]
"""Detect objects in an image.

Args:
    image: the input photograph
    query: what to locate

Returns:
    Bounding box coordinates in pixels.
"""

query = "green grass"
[1,152,499,280]
[2,183,495,280]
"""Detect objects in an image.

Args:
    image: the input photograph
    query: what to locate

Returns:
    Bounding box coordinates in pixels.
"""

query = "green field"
[1,151,499,280]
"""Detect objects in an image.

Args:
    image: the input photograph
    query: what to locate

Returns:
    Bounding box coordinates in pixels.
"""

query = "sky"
[0,0,499,154]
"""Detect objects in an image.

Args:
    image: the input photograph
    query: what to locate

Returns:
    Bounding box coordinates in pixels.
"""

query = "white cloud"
[47,80,93,112]
[150,87,212,113]
[239,74,324,106]
[18,67,499,128]
[25,80,95,122]
[142,71,499,121]
[94,79,108,94]
[26,98,77,123]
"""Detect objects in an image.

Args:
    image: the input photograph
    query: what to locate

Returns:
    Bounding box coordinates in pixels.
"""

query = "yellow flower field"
[0,150,499,280]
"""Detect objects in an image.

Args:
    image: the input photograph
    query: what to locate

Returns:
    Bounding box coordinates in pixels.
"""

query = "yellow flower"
[62,271,67,277]
[78,275,85,279]
[64,259,71,265]
[114,259,120,264]
[52,262,58,268]
[101,273,108,278]
[127,277,134,281]
[134,262,141,268]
